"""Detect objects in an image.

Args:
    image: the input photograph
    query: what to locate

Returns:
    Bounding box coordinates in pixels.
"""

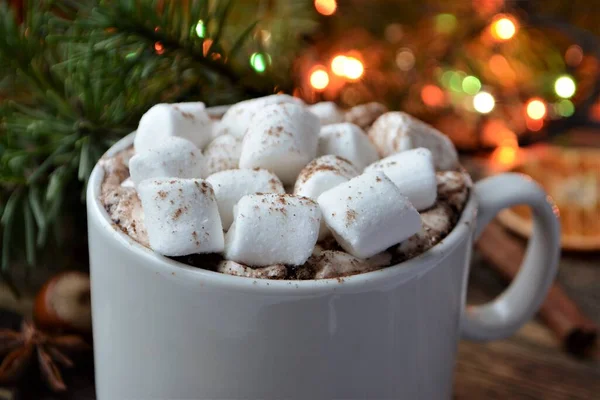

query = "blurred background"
[0,1,598,398]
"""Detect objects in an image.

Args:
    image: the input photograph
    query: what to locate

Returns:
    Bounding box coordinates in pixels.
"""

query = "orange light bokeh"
[154,42,165,55]
[489,54,516,81]
[482,120,517,148]
[526,98,547,120]
[310,67,330,90]
[490,14,518,41]
[331,55,347,76]
[526,118,544,132]
[315,0,337,16]
[491,145,518,167]
[421,85,445,107]
[330,54,364,80]
[344,57,364,80]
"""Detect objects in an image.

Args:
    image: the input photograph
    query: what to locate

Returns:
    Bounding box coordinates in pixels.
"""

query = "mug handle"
[461,173,561,341]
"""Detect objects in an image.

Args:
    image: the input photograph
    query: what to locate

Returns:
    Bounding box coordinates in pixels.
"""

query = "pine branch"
[0,0,318,281]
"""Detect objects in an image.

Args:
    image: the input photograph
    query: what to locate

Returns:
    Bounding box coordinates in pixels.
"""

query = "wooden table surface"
[455,247,600,399]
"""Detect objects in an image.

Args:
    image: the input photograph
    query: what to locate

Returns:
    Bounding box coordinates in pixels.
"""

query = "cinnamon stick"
[475,221,598,357]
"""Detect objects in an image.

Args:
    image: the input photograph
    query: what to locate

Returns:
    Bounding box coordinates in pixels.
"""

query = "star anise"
[0,320,89,392]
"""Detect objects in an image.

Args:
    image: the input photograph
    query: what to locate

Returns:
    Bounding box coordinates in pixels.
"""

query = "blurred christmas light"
[202,39,213,56]
[344,57,364,80]
[310,67,330,90]
[440,70,454,87]
[331,55,348,76]
[421,85,445,107]
[489,54,516,81]
[526,98,547,120]
[250,52,267,73]
[565,45,584,67]
[154,42,165,55]
[554,75,576,99]
[555,100,575,117]
[526,118,544,132]
[473,91,495,113]
[482,119,517,148]
[315,0,337,16]
[194,20,206,38]
[462,76,481,95]
[385,24,404,43]
[435,13,457,34]
[491,145,518,167]
[474,0,505,16]
[332,55,364,80]
[260,29,272,46]
[395,48,415,71]
[449,71,465,92]
[490,14,518,41]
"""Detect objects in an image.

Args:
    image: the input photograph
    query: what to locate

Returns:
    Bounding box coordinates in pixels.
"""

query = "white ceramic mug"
[87,131,560,400]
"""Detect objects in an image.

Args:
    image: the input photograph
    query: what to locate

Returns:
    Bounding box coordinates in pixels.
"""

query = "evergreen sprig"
[0,0,318,280]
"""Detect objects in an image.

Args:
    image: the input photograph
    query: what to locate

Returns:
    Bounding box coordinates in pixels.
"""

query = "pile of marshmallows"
[128,95,459,270]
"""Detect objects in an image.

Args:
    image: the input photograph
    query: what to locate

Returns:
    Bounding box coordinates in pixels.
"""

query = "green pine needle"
[0,0,318,281]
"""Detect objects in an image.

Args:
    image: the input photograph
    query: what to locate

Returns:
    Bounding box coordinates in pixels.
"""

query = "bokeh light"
[482,119,517,148]
[385,24,404,43]
[462,76,481,95]
[194,20,206,38]
[526,98,547,120]
[555,100,575,117]
[473,91,495,113]
[448,71,465,92]
[395,48,415,71]
[310,67,330,90]
[565,45,584,67]
[492,145,518,167]
[435,13,457,34]
[421,85,445,107]
[154,42,165,55]
[331,55,364,80]
[344,57,364,80]
[331,55,347,76]
[314,0,337,16]
[554,75,576,99]
[490,14,518,41]
[250,52,267,73]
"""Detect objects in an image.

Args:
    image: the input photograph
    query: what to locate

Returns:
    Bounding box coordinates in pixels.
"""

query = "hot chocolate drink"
[100,95,470,280]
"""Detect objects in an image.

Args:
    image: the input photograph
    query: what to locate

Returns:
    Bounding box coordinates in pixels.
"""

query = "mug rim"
[87,128,477,295]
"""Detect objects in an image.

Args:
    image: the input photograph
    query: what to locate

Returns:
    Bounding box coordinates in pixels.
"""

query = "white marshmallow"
[368,112,459,170]
[134,103,213,153]
[318,123,380,170]
[137,178,224,256]
[217,260,287,279]
[225,194,321,266]
[293,155,359,240]
[239,103,320,185]
[120,178,135,188]
[309,250,392,279]
[129,137,206,185]
[218,94,305,138]
[203,134,242,175]
[308,102,345,125]
[344,102,387,129]
[206,169,285,230]
[317,171,421,258]
[364,148,437,211]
